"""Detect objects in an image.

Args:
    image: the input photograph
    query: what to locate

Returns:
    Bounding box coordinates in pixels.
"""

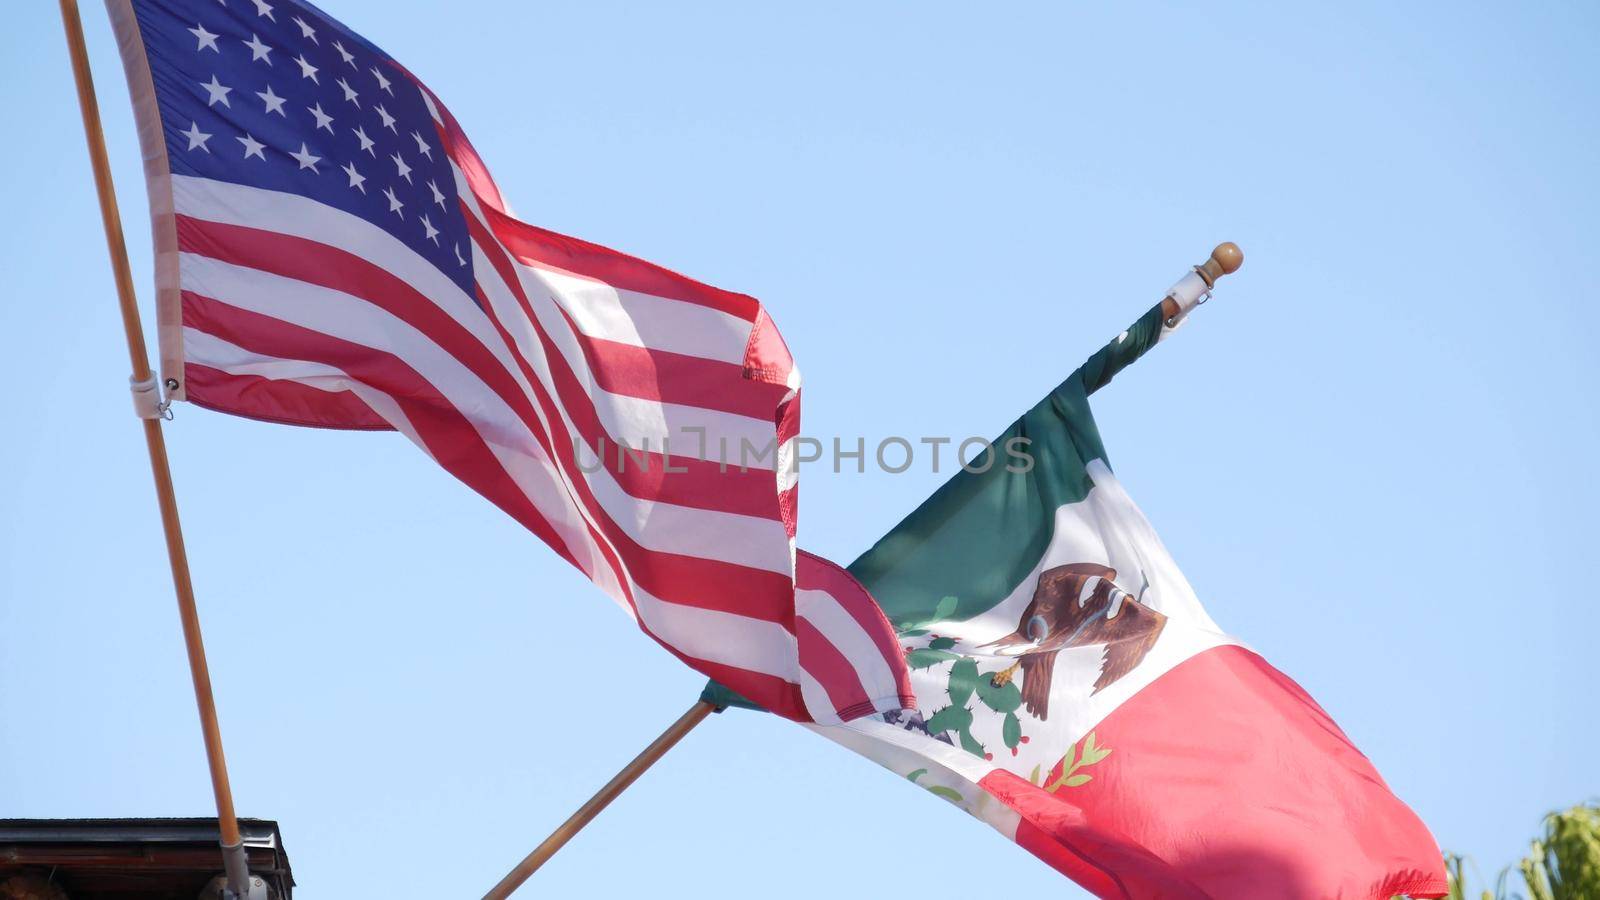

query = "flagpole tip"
[1196,242,1243,287]
[1210,242,1243,276]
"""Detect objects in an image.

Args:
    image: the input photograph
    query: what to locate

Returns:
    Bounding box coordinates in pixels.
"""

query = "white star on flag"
[182,121,212,152]
[453,243,467,267]
[308,102,334,132]
[420,214,440,245]
[237,133,266,160]
[336,77,359,105]
[370,66,393,95]
[289,142,321,171]
[375,103,396,132]
[291,15,318,43]
[256,84,286,115]
[332,40,356,66]
[293,54,318,83]
[250,0,274,21]
[242,33,273,64]
[188,23,220,52]
[427,179,446,206]
[342,161,367,193]
[383,185,404,217]
[352,125,376,155]
[391,152,412,183]
[200,75,231,107]
[412,131,432,160]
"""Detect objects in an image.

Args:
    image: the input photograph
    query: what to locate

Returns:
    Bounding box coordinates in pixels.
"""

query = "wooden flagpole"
[482,700,717,899]
[56,3,253,897]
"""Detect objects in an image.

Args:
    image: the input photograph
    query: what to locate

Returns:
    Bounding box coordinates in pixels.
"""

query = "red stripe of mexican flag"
[781,301,1446,898]
[982,645,1445,898]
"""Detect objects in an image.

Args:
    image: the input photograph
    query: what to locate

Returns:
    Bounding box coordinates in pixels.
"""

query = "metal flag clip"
[129,374,173,420]
[1192,266,1213,307]
[1164,267,1212,328]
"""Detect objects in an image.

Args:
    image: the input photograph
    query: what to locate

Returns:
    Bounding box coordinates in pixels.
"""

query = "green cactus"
[907,651,1032,758]
[976,672,1023,714]
[947,658,979,707]
[906,647,960,670]
[1002,711,1022,751]
[898,594,1034,759]
[924,703,973,737]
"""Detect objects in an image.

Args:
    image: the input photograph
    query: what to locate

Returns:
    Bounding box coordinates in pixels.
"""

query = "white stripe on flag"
[185,329,799,679]
[634,586,798,680]
[532,265,757,367]
[173,176,775,465]
[180,328,624,601]
[437,139,760,368]
[182,326,432,457]
[474,236,780,466]
[796,586,900,706]
[177,252,794,576]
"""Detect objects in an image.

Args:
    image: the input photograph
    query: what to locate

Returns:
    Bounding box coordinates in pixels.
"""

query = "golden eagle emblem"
[980,563,1166,720]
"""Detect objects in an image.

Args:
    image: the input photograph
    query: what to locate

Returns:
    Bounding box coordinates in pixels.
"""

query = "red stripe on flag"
[182,362,394,431]
[177,215,786,521]
[794,616,874,719]
[458,272,798,622]
[548,300,791,420]
[180,277,794,628]
[451,229,802,626]
[405,76,510,218]
[776,393,802,446]
[473,190,760,322]
[688,658,807,722]
[422,90,760,321]
[420,76,763,324]
[741,306,796,387]
[182,294,587,574]
[777,483,798,540]
[459,275,799,624]
[184,293,823,719]
[795,551,914,708]
[458,211,790,521]
[775,392,802,536]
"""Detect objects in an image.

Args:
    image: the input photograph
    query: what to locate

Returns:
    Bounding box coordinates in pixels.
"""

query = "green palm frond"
[1516,803,1600,900]
[1403,803,1600,900]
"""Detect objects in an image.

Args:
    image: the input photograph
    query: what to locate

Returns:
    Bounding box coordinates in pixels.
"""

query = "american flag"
[106,0,913,724]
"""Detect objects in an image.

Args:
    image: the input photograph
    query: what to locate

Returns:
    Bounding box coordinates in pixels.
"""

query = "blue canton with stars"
[128,0,474,298]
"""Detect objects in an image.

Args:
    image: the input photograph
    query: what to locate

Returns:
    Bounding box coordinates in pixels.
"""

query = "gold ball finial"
[1197,241,1244,287]
[1211,242,1243,275]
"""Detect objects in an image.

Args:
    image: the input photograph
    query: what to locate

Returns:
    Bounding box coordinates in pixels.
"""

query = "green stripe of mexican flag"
[706,300,1447,899]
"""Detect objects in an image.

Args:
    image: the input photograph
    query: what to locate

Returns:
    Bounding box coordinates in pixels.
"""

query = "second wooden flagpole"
[482,700,717,899]
[56,3,253,897]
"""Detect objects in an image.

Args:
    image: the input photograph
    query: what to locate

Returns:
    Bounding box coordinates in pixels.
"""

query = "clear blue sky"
[3,1,1596,896]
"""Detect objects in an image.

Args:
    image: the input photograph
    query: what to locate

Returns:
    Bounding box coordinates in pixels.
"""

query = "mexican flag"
[706,298,1448,899]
